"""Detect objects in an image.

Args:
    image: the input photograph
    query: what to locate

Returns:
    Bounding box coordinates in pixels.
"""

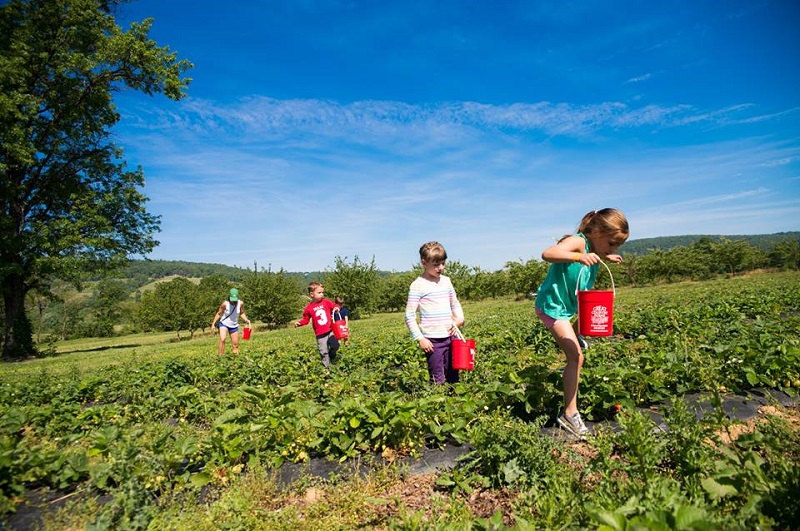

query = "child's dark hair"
[419,241,447,264]
[335,295,345,304]
[573,208,629,241]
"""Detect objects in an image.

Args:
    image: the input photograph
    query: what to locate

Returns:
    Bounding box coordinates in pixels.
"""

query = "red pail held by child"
[577,261,615,337]
[451,326,476,370]
[242,326,252,340]
[331,308,350,339]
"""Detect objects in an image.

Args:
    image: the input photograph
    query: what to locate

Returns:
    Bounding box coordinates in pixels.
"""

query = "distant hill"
[621,231,800,256]
[123,260,250,281]
[120,259,322,286]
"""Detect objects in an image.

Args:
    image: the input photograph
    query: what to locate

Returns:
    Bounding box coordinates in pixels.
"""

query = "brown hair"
[574,208,629,241]
[335,295,345,304]
[419,241,447,264]
[307,281,323,294]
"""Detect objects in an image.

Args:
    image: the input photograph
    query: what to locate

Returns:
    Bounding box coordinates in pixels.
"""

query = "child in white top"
[405,241,464,383]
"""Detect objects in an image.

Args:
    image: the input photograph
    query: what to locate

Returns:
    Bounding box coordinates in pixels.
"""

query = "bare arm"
[211,301,225,328]
[542,235,603,266]
[239,302,251,325]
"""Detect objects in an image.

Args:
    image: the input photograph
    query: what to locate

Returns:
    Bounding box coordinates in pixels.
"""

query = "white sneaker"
[557,411,589,439]
[577,335,589,350]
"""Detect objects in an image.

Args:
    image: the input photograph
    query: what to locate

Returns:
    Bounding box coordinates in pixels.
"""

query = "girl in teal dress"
[535,208,629,439]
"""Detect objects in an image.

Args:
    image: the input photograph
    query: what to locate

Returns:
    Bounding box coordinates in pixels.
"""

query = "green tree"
[198,274,233,327]
[89,278,128,337]
[374,270,418,312]
[137,277,205,339]
[503,258,548,298]
[324,256,380,319]
[0,0,192,359]
[712,238,760,275]
[241,267,302,327]
[618,253,639,287]
[768,240,800,270]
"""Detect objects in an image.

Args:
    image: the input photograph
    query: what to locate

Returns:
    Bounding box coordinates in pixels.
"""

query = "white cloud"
[117,95,800,271]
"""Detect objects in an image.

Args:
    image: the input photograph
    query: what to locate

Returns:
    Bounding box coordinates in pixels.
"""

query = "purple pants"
[426,337,459,384]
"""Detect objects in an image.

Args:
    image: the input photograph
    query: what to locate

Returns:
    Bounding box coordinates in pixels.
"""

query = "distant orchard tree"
[503,258,548,298]
[138,278,205,339]
[90,278,128,337]
[241,268,302,327]
[324,256,380,319]
[374,270,419,313]
[768,240,800,270]
[0,0,192,359]
[199,275,235,323]
[618,253,639,287]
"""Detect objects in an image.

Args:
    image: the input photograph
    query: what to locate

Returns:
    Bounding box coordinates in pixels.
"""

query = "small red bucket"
[577,262,615,337]
[332,321,349,340]
[451,327,475,370]
[242,326,252,340]
[331,308,350,339]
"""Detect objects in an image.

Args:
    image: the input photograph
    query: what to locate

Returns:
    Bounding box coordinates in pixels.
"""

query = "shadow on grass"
[56,343,145,355]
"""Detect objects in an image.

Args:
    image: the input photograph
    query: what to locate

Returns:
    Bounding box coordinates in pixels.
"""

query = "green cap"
[229,288,239,302]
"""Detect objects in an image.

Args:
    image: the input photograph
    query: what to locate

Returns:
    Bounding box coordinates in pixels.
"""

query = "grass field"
[2,271,799,529]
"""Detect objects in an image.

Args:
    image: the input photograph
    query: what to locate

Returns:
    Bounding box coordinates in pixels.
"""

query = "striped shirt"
[405,274,464,341]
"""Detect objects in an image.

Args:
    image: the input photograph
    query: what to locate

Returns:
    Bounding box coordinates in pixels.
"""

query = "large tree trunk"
[1,272,36,360]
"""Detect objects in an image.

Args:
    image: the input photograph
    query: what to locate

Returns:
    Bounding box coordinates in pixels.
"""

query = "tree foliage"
[241,268,303,327]
[324,256,380,319]
[503,258,548,298]
[89,278,128,337]
[0,0,192,358]
[374,270,419,313]
[138,278,206,339]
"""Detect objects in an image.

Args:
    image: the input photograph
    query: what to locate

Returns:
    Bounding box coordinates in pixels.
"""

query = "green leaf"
[349,417,361,428]
[239,386,268,401]
[593,510,627,531]
[213,408,248,427]
[701,477,738,500]
[674,505,709,529]
[191,472,212,487]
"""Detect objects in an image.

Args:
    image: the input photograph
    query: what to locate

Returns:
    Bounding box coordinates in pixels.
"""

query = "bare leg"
[231,331,240,355]
[549,319,585,416]
[218,327,229,355]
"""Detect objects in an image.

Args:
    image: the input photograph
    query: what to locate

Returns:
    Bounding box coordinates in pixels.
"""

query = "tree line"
[19,235,800,352]
[1,1,798,359]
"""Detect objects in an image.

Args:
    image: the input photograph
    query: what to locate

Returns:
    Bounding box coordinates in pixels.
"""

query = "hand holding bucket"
[451,325,476,370]
[576,261,615,337]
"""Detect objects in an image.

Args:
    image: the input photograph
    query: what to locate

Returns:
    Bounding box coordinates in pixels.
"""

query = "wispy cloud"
[116,94,799,271]
[626,73,652,83]
[125,96,781,143]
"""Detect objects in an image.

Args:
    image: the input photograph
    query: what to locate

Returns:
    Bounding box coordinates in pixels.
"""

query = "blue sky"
[113,0,800,272]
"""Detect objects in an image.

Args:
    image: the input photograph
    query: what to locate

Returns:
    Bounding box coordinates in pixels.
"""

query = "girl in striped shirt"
[405,241,465,384]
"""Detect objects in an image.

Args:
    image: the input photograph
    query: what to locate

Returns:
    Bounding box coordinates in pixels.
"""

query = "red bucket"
[332,309,350,339]
[242,326,252,340]
[576,262,615,337]
[452,338,475,370]
[332,321,349,340]
[578,290,614,336]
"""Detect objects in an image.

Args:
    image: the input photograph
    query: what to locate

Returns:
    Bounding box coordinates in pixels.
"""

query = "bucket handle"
[575,260,616,297]
[452,324,465,341]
